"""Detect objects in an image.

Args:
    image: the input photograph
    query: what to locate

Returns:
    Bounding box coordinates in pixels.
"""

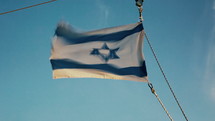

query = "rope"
[144,33,189,121]
[0,0,57,15]
[148,83,174,121]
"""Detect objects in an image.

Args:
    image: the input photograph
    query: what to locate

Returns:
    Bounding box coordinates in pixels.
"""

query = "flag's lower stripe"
[53,69,148,82]
[50,59,147,77]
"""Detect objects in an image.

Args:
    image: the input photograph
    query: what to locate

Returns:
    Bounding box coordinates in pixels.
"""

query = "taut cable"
[145,33,189,121]
[0,0,57,15]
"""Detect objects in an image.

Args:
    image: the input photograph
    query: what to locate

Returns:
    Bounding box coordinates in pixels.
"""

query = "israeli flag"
[50,22,148,82]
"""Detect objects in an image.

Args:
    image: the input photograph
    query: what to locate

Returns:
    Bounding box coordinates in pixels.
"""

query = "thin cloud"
[204,0,215,102]
[205,41,215,101]
[213,0,215,10]
[193,0,215,102]
[95,0,110,27]
[211,87,215,101]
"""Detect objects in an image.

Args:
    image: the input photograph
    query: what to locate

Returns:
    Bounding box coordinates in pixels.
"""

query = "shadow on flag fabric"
[50,22,148,82]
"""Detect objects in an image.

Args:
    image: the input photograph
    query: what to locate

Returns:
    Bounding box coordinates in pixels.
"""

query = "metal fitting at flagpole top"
[135,0,144,7]
[135,0,144,22]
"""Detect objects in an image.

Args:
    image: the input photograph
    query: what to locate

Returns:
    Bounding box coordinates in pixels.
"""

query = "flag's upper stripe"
[51,59,147,77]
[55,23,143,44]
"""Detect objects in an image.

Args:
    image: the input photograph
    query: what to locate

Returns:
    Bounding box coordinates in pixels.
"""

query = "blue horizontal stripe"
[55,23,143,44]
[51,59,147,77]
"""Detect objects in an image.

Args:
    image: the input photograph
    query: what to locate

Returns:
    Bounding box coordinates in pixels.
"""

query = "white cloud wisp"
[204,0,215,102]
[95,0,110,27]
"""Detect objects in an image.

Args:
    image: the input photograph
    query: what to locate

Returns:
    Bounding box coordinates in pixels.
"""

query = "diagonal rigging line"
[147,82,174,121]
[144,32,189,121]
[0,0,57,15]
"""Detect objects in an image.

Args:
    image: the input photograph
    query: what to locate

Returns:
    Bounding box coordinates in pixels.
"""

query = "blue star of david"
[90,43,120,62]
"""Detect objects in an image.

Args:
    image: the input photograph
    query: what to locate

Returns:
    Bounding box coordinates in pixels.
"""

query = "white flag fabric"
[50,22,148,82]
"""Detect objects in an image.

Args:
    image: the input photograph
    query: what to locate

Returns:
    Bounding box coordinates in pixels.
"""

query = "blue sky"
[0,0,215,121]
